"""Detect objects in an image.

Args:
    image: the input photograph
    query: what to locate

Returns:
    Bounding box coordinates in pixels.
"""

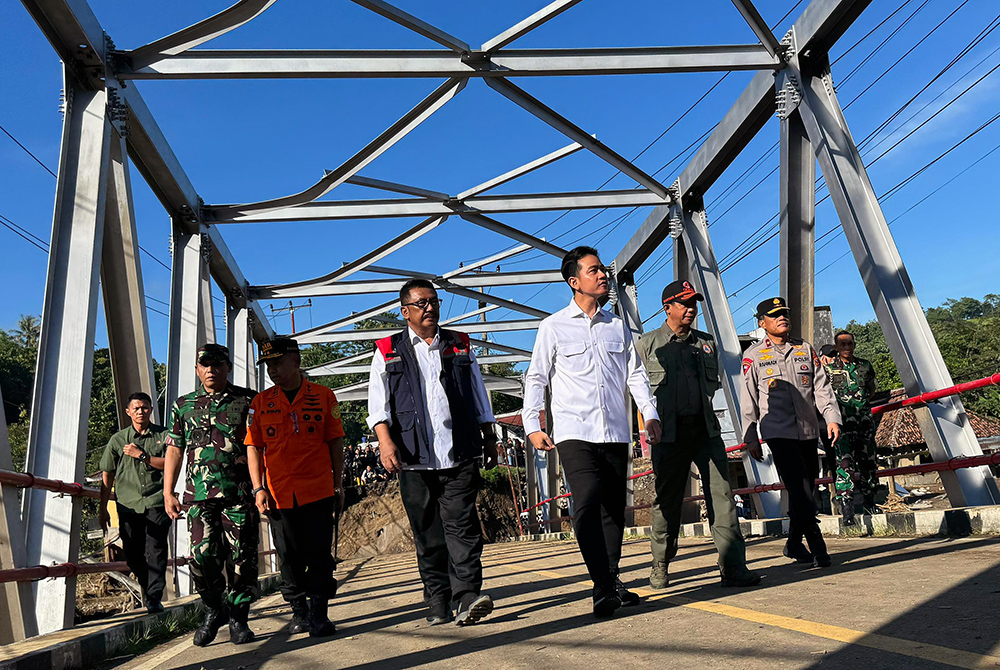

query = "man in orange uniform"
[246,337,345,637]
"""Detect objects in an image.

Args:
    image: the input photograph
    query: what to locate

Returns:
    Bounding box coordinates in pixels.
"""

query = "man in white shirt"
[367,279,499,627]
[523,246,662,618]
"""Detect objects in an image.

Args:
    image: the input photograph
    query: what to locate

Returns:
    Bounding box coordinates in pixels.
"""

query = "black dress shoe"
[455,593,494,626]
[783,542,814,564]
[145,599,164,615]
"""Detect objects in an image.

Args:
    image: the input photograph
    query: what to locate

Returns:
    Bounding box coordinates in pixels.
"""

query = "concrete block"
[913,510,944,536]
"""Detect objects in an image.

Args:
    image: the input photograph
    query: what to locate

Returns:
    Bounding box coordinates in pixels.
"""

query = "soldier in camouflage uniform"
[163,343,260,647]
[823,331,879,524]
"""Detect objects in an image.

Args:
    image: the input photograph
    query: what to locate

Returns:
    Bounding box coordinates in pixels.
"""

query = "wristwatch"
[138,451,150,464]
[252,486,268,497]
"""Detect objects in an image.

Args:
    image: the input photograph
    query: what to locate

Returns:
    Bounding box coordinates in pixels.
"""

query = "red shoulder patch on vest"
[376,336,399,360]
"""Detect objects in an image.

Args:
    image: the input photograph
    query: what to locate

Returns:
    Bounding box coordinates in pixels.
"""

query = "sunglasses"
[402,297,440,311]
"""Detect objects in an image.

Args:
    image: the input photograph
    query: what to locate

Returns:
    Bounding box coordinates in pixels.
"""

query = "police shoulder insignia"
[331,404,342,420]
[742,358,753,375]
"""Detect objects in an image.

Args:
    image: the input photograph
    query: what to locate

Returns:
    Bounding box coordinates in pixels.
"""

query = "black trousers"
[767,438,821,540]
[270,496,336,603]
[557,441,628,589]
[116,503,171,602]
[399,459,484,606]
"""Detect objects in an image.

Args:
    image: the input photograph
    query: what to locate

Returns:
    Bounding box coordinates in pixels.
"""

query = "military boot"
[228,603,256,645]
[308,597,336,637]
[192,606,229,647]
[649,561,669,590]
[841,496,857,526]
[288,598,310,635]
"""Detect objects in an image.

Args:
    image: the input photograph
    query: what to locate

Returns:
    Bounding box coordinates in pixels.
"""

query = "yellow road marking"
[534,570,1000,669]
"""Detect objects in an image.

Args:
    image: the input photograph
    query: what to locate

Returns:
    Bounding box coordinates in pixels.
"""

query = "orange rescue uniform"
[245,380,346,509]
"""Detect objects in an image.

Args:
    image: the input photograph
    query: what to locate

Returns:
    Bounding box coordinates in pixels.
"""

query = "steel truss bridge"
[1,0,996,646]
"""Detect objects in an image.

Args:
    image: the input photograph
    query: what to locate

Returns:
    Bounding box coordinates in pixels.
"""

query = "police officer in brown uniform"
[740,298,841,567]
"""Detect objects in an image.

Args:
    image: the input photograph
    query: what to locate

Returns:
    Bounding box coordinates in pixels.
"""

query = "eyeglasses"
[402,297,440,311]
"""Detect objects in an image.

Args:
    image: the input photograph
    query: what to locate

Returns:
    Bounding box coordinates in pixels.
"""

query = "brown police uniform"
[740,297,841,564]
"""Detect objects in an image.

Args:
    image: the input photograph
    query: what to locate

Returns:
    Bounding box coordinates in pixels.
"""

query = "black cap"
[820,344,836,358]
[197,343,231,365]
[661,279,704,305]
[756,297,790,318]
[258,337,300,362]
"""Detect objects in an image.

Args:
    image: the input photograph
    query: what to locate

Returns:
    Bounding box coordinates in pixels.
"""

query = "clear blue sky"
[2,0,998,366]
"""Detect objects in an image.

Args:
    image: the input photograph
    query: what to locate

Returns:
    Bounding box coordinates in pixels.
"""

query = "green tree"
[840,294,1000,419]
[0,315,40,424]
[299,314,399,446]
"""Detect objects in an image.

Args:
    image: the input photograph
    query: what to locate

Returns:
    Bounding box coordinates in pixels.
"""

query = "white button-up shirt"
[523,298,659,444]
[367,327,495,470]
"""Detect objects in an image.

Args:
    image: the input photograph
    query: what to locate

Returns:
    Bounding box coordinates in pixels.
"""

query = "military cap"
[258,337,300,362]
[661,279,704,305]
[756,297,790,318]
[197,343,231,364]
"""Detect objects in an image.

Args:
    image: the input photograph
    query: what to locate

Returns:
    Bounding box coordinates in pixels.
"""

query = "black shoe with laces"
[720,570,763,588]
[455,592,493,626]
[592,583,622,619]
[614,576,641,606]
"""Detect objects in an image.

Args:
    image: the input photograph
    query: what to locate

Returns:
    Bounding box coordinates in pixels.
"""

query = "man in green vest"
[99,391,170,613]
[637,280,761,590]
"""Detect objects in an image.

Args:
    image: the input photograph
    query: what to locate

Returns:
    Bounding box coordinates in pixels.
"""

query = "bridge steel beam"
[614,0,872,278]
[22,68,112,635]
[0,385,37,643]
[778,110,816,342]
[102,134,160,425]
[791,48,999,507]
[679,206,783,518]
[122,45,784,80]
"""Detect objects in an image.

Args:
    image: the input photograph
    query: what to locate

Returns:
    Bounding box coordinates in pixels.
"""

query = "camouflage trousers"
[834,415,878,505]
[187,499,260,609]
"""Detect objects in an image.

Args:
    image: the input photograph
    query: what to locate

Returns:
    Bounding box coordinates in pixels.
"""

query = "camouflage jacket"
[824,356,877,418]
[166,383,257,504]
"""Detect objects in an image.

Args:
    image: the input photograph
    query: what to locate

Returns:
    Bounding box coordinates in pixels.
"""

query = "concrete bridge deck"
[110,536,1000,670]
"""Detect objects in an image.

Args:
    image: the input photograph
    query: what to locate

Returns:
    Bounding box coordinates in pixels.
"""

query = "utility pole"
[270,300,311,335]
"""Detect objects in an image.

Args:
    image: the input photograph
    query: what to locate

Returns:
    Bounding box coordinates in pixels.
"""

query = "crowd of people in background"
[343,442,394,491]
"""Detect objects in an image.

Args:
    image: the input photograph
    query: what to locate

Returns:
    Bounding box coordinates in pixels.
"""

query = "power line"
[706,10,1000,280]
[0,123,57,178]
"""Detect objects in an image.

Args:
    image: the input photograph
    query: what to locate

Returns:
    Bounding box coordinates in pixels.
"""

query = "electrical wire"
[699,7,1000,282]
